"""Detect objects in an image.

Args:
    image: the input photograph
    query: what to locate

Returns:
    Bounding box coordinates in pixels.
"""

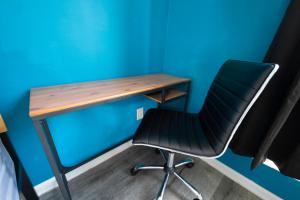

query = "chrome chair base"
[131,150,203,200]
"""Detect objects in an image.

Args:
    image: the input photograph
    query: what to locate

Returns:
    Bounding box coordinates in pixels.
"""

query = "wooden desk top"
[29,74,190,119]
[0,114,7,134]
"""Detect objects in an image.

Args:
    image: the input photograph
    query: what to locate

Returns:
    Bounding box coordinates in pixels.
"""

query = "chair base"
[131,149,203,200]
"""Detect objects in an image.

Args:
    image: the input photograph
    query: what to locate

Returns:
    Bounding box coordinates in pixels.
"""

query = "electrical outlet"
[137,107,144,120]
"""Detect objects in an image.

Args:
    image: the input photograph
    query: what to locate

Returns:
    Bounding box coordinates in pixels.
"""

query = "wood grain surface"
[0,114,7,134]
[144,89,187,103]
[29,74,190,119]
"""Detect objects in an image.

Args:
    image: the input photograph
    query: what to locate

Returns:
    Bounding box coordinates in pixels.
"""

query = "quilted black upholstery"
[133,60,277,157]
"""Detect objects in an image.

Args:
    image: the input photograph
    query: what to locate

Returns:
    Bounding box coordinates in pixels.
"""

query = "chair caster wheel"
[130,167,139,176]
[186,162,194,168]
[131,164,144,176]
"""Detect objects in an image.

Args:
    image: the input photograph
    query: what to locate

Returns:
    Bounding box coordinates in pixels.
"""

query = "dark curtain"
[230,0,300,179]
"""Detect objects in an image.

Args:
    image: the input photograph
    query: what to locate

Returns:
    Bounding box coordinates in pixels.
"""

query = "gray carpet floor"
[40,146,261,200]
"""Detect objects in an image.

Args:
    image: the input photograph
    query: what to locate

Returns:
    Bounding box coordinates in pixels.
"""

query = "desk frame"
[30,75,190,200]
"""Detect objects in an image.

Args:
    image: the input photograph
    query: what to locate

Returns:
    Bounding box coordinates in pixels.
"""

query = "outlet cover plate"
[137,107,144,120]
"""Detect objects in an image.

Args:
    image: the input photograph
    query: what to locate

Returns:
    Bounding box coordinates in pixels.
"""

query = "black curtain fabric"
[230,0,300,179]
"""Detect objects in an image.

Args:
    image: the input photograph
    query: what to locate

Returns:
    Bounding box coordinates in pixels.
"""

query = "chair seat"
[133,109,217,157]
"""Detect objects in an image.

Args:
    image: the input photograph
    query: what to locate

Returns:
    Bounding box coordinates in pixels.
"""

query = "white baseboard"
[201,158,282,200]
[34,141,281,200]
[34,140,133,196]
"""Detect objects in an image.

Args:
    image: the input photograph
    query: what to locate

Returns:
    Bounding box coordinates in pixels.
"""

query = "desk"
[0,114,7,134]
[29,74,190,199]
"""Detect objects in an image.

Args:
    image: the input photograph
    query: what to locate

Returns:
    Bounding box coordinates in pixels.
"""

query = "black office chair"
[130,60,279,200]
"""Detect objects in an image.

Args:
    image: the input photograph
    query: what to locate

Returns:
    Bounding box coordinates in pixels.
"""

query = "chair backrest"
[198,60,279,157]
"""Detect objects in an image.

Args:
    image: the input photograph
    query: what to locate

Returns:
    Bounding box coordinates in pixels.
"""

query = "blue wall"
[162,0,299,199]
[0,0,160,185]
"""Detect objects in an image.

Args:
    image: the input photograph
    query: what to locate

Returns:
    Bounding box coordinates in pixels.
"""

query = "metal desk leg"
[33,119,71,200]
[158,89,166,109]
[184,82,190,112]
[161,89,166,104]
